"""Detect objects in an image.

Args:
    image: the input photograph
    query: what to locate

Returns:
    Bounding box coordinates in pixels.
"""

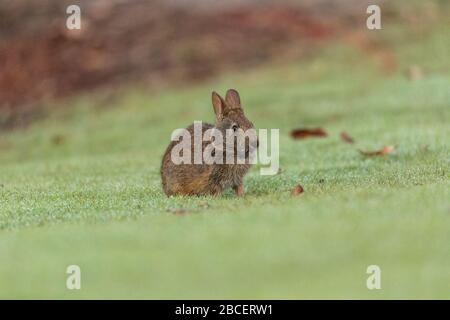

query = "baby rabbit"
[161,89,258,197]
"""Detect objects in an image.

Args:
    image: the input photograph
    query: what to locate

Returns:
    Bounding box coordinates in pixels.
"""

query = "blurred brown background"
[0,0,417,128]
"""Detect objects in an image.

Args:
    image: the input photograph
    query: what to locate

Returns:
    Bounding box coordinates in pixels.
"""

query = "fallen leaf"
[358,145,395,156]
[340,131,355,144]
[290,184,304,196]
[290,127,327,139]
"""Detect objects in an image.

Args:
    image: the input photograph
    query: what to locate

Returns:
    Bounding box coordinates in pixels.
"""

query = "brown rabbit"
[161,89,258,197]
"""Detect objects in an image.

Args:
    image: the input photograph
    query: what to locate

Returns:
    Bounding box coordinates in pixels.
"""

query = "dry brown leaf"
[340,131,355,144]
[358,145,395,156]
[290,184,304,196]
[290,128,327,139]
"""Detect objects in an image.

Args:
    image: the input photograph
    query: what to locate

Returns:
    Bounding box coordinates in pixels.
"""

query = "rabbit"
[161,89,258,197]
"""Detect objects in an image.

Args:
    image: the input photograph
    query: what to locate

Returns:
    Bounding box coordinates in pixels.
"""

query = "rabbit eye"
[232,124,239,132]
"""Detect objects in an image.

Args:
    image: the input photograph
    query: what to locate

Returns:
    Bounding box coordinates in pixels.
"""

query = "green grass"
[0,17,449,298]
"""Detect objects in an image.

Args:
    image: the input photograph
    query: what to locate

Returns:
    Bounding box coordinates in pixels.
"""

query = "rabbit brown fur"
[160,89,257,197]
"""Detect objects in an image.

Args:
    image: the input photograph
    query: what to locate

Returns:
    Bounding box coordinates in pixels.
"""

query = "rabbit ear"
[225,89,241,109]
[212,91,225,119]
